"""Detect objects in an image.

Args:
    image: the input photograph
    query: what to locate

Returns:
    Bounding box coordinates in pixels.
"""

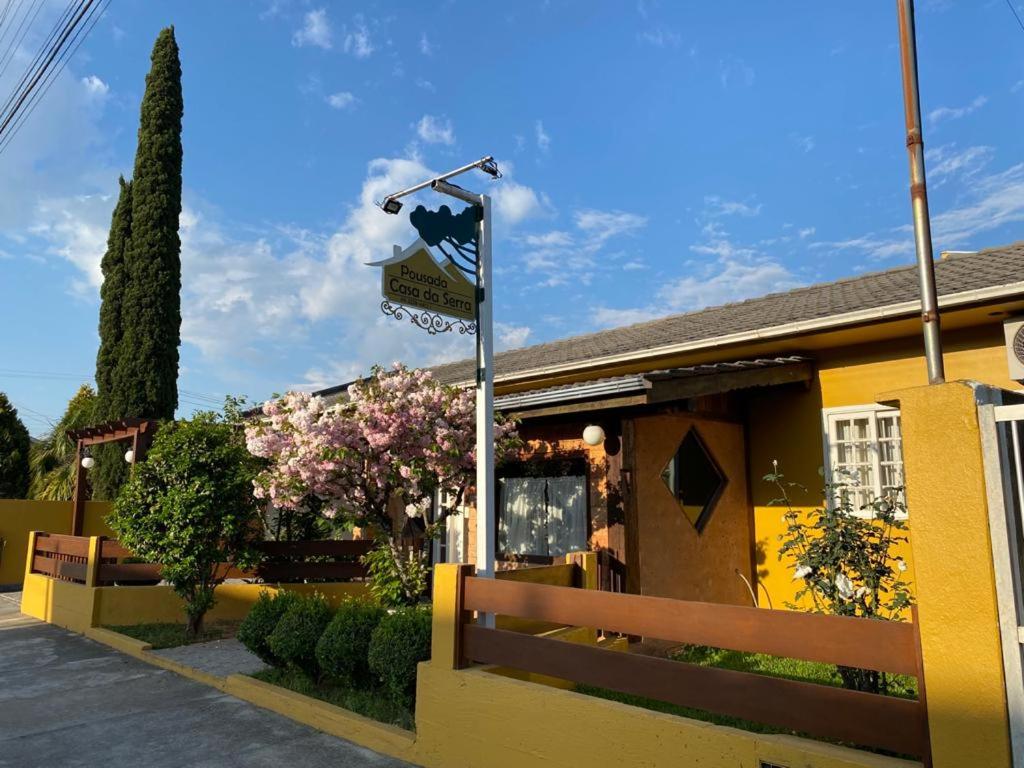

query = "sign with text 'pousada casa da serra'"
[371,237,476,322]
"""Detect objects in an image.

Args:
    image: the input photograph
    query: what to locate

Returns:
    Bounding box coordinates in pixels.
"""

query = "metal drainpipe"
[897,0,945,384]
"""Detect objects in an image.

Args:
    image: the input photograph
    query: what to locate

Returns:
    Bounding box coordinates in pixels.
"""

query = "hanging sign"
[374,238,476,321]
[369,204,480,335]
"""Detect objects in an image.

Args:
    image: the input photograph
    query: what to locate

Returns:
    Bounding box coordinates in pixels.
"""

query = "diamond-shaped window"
[660,428,727,533]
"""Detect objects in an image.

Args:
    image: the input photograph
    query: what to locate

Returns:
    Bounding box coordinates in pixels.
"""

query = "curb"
[85,626,420,764]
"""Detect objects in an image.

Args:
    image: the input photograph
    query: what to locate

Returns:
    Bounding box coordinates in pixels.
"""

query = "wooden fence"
[29,533,91,583]
[452,567,931,762]
[29,533,373,586]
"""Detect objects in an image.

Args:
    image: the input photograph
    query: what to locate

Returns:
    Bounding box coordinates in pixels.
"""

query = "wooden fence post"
[431,563,473,670]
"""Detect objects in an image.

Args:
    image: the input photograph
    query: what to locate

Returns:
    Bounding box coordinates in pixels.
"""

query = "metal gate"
[980,399,1024,767]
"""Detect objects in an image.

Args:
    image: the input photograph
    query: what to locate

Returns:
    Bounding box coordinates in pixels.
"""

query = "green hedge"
[267,593,332,676]
[368,606,432,704]
[316,598,386,687]
[237,590,300,666]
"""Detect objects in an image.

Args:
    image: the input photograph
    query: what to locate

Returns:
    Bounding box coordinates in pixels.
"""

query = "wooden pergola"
[66,418,156,535]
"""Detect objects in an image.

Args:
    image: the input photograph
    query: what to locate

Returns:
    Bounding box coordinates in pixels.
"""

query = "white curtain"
[546,476,587,556]
[499,477,548,555]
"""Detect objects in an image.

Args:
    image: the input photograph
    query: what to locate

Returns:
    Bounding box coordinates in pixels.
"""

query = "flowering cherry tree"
[245,363,520,602]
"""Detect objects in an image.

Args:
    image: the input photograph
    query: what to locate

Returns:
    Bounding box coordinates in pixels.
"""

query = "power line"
[0,0,76,118]
[0,0,105,155]
[1007,0,1024,34]
[0,0,108,156]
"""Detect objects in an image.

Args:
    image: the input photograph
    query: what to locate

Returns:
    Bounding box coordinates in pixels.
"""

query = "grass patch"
[105,621,238,650]
[251,667,414,731]
[577,644,917,753]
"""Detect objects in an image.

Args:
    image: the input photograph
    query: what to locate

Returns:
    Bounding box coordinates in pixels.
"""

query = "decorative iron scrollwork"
[381,300,477,336]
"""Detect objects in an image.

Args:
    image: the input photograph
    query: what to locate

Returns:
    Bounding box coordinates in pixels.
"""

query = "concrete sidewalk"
[0,594,414,767]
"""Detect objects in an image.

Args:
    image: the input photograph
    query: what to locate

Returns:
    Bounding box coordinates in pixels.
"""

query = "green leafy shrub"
[362,542,429,608]
[368,606,432,703]
[267,593,331,676]
[110,412,264,638]
[238,590,300,666]
[316,598,387,686]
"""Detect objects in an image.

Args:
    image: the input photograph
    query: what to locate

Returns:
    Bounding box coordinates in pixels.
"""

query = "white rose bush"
[766,463,913,694]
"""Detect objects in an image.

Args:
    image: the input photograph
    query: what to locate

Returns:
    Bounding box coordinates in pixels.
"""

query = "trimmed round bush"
[316,598,386,687]
[237,589,300,666]
[267,593,332,676]
[368,606,432,703]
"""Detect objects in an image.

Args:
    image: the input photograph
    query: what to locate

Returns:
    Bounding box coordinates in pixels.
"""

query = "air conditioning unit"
[1004,317,1024,382]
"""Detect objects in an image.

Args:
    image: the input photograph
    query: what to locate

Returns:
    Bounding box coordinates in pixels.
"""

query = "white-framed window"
[821,404,905,517]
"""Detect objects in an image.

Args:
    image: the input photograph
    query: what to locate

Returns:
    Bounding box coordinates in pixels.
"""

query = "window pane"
[661,428,726,533]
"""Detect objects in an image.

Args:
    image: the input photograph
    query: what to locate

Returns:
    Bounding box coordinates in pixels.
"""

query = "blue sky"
[1,0,1023,434]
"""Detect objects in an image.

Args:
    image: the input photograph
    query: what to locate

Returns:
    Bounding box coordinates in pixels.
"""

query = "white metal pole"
[475,194,496,628]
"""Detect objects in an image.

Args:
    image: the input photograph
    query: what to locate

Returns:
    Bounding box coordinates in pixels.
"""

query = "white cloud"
[791,133,815,153]
[496,323,531,350]
[927,95,987,126]
[523,231,573,248]
[719,57,755,88]
[31,193,114,293]
[811,157,1024,263]
[1013,79,1024,94]
[293,8,332,49]
[703,195,761,218]
[343,18,374,58]
[493,181,546,226]
[325,91,356,110]
[415,78,435,92]
[574,209,648,243]
[798,227,815,239]
[419,32,434,55]
[80,75,109,98]
[591,306,660,329]
[622,260,646,270]
[657,258,798,312]
[416,114,455,145]
[925,143,993,185]
[535,120,550,152]
[638,26,680,47]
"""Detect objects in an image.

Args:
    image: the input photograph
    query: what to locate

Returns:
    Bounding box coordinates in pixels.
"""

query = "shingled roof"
[426,241,1024,386]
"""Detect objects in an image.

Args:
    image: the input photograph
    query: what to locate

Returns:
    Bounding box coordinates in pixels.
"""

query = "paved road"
[0,594,413,768]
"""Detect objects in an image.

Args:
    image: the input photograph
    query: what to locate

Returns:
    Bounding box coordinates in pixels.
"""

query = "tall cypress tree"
[92,177,133,499]
[0,392,31,499]
[92,27,183,500]
[95,176,132,418]
[111,26,183,422]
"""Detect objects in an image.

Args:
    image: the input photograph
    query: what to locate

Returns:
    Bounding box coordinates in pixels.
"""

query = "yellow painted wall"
[746,325,1017,609]
[93,581,369,626]
[423,564,918,768]
[0,500,112,585]
[882,382,1012,768]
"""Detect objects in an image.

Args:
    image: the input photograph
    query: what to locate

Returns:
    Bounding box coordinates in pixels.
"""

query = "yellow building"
[319,241,1024,608]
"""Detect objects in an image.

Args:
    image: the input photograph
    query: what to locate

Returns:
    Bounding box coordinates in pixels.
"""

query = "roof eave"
[464,281,1024,390]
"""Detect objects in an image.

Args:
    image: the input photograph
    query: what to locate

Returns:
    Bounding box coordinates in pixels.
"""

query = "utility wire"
[1007,0,1024,33]
[0,1,16,38]
[0,0,107,156]
[0,0,102,153]
[0,0,76,122]
[0,0,45,86]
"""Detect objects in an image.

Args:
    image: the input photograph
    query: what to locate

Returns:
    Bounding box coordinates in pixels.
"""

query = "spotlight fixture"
[124,449,135,463]
[381,197,403,215]
[480,158,501,178]
[81,455,95,469]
